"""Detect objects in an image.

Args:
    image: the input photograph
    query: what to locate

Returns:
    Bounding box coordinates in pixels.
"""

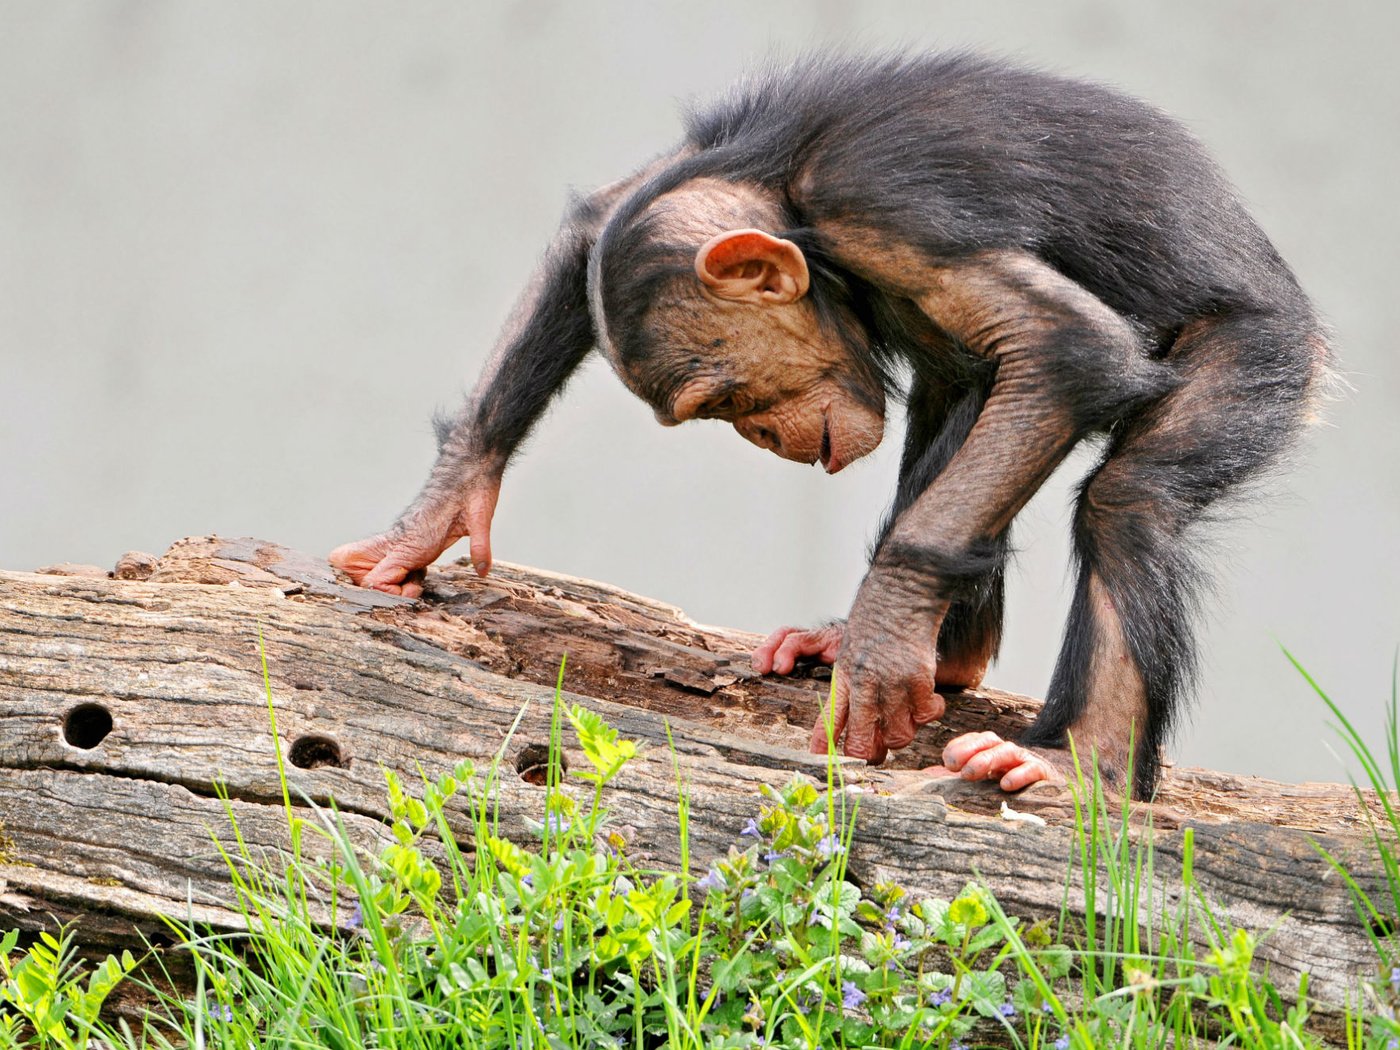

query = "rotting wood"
[0,535,1389,1030]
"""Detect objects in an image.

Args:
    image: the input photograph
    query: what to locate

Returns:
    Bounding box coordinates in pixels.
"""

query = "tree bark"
[0,535,1387,1028]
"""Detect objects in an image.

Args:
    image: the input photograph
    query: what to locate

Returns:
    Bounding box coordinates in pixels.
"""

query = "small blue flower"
[842,980,866,1009]
[208,1002,233,1022]
[696,868,724,893]
[1054,1036,1070,1050]
[930,989,952,1007]
[886,904,901,922]
[520,873,533,889]
[741,817,762,838]
[763,849,789,865]
[1392,965,1400,989]
[892,933,912,951]
[554,914,566,931]
[951,1041,968,1050]
[346,901,363,928]
[544,812,570,836]
[1041,1001,1055,1013]
[998,1001,1017,1018]
[816,834,843,858]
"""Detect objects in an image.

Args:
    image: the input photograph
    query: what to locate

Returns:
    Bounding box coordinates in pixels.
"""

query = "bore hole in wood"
[515,743,566,786]
[63,704,113,749]
[288,734,347,770]
[1371,914,1396,939]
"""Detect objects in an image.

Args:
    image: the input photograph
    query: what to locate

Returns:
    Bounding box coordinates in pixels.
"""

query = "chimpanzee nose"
[737,418,780,453]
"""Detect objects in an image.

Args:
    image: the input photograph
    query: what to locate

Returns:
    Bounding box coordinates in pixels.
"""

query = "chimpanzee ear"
[694,228,811,304]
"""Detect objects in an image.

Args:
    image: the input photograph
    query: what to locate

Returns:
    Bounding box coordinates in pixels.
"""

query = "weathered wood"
[0,535,1387,1027]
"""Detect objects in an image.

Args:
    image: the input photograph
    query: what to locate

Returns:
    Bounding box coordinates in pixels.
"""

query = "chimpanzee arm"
[331,152,687,595]
[814,242,1174,762]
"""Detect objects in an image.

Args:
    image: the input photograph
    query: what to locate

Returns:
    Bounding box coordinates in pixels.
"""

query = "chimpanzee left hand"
[809,573,945,763]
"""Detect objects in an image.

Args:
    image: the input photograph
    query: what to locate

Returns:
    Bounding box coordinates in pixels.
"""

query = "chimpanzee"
[331,54,1329,798]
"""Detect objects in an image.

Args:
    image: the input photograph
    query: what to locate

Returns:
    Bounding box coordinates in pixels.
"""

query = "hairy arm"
[331,151,687,595]
[813,241,1172,762]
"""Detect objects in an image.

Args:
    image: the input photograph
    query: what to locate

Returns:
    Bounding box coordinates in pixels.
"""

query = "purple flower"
[763,849,789,865]
[930,989,952,1007]
[208,1002,233,1022]
[345,901,363,928]
[741,818,762,838]
[841,980,866,1009]
[544,812,570,835]
[1041,1001,1055,1014]
[816,834,843,859]
[892,933,912,951]
[1392,966,1400,989]
[1054,1037,1070,1050]
[998,1001,1017,1018]
[696,868,723,893]
[553,914,565,931]
[521,873,533,889]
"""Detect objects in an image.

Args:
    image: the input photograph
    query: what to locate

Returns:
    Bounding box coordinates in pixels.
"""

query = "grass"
[0,654,1396,1048]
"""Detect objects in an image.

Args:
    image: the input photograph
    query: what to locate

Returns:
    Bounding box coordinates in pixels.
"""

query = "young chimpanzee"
[332,54,1329,798]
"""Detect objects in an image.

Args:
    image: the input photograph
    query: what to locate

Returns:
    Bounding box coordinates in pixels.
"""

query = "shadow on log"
[0,535,1389,1030]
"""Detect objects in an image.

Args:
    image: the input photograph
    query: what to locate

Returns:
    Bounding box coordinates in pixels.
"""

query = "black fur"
[471,224,596,460]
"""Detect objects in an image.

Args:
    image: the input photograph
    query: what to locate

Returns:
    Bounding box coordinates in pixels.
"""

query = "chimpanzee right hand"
[329,477,501,599]
[806,570,945,764]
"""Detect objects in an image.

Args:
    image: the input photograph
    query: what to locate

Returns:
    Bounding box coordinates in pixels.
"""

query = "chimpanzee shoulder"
[682,53,1300,330]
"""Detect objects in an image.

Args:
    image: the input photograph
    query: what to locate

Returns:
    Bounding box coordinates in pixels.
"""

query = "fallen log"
[0,535,1387,1027]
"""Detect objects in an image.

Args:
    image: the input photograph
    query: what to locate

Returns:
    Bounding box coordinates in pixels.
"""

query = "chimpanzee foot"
[929,731,1066,792]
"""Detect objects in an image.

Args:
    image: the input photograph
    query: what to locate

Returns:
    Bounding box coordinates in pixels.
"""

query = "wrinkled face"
[627,285,886,474]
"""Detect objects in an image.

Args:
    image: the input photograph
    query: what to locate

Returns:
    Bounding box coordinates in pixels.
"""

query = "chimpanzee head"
[589,177,885,473]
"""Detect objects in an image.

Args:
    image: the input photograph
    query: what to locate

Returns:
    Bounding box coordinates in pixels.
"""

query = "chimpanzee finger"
[399,568,427,600]
[958,740,1031,782]
[999,755,1061,792]
[909,670,945,727]
[841,675,885,761]
[362,554,414,593]
[880,688,918,750]
[773,631,825,674]
[468,516,493,577]
[941,731,1005,772]
[752,626,794,673]
[328,538,387,583]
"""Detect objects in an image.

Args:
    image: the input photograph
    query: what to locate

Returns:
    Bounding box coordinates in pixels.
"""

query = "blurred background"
[3,2,1396,784]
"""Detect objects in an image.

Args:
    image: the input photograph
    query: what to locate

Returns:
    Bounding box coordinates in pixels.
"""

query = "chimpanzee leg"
[1022,310,1327,796]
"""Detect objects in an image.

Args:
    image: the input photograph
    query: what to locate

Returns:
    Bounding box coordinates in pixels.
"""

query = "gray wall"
[3,2,1397,784]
